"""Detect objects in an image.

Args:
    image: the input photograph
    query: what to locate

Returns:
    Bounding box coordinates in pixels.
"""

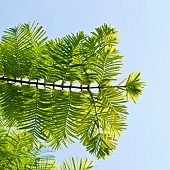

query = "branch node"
[98,85,100,91]
[87,84,90,92]
[62,82,64,90]
[70,83,72,91]
[36,80,38,88]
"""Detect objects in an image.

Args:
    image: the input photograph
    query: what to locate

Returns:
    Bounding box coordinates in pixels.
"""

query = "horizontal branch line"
[0,76,126,90]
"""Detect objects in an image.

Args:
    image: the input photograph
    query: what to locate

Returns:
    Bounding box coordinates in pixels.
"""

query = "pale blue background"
[1,0,170,169]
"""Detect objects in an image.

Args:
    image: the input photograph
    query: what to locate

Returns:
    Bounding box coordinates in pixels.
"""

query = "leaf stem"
[0,76,126,90]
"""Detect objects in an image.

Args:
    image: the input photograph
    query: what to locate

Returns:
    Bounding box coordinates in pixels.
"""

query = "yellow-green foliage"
[0,23,145,166]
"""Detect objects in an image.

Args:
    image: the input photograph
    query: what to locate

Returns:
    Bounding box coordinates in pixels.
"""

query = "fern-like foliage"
[0,128,57,169]
[0,22,146,161]
[59,157,95,170]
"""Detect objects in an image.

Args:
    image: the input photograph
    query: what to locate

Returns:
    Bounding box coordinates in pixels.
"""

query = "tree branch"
[0,76,126,90]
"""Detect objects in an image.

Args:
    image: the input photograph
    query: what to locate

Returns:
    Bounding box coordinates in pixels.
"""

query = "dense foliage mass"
[0,22,145,169]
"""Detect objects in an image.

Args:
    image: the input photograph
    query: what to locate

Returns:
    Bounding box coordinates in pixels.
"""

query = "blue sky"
[1,0,170,169]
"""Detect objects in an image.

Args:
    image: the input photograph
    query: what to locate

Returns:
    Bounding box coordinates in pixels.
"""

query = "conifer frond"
[47,90,87,149]
[0,22,146,160]
[78,88,127,159]
[118,72,146,103]
[0,22,48,79]
[59,157,95,170]
[0,128,57,169]
[125,72,146,103]
[29,157,57,170]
